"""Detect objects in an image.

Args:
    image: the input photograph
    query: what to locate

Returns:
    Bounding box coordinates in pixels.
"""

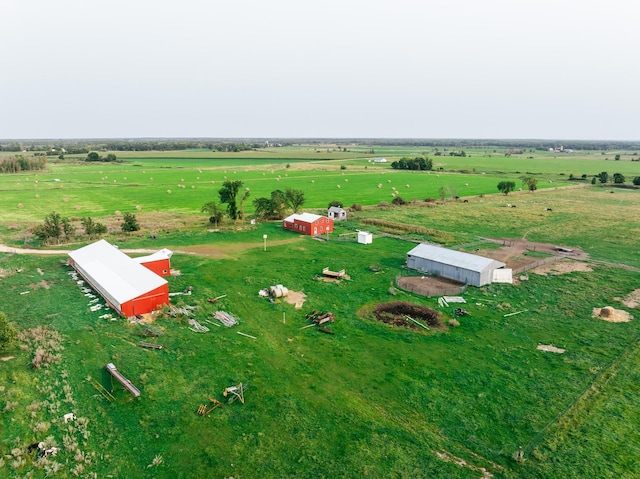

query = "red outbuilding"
[68,240,170,317]
[133,248,173,277]
[283,213,334,236]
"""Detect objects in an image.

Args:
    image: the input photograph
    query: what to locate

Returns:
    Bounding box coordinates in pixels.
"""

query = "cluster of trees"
[597,172,626,184]
[201,181,307,224]
[253,188,305,220]
[390,156,433,171]
[33,212,139,244]
[0,155,47,173]
[86,152,118,162]
[201,180,251,224]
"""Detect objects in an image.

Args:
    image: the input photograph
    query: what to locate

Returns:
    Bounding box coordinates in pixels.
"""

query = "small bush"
[392,196,406,206]
[448,318,460,328]
[350,203,362,211]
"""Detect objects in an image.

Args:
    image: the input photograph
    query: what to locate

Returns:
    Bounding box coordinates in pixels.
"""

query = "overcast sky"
[1,0,638,140]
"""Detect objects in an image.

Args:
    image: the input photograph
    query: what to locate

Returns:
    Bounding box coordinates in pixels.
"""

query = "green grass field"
[1,146,639,478]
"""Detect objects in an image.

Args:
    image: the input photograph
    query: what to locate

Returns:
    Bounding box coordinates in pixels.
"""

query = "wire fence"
[513,255,561,274]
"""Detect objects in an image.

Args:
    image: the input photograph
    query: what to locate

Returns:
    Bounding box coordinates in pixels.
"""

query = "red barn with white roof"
[283,213,334,236]
[68,240,170,317]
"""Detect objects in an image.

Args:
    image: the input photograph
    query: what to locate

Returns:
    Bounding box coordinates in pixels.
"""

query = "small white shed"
[358,231,373,244]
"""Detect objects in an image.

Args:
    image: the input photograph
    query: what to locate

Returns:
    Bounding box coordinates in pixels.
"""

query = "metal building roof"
[407,243,505,273]
[68,240,167,305]
[283,212,324,223]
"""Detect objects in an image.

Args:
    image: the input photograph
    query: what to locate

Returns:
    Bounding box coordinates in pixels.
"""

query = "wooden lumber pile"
[167,305,196,317]
[305,310,335,325]
[188,319,209,333]
[213,311,238,327]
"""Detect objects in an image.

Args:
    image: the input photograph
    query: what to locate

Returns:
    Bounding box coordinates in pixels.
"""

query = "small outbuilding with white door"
[406,243,509,287]
[68,240,170,317]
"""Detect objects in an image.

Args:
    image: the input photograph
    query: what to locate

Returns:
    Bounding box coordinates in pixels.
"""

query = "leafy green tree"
[328,200,343,208]
[61,217,74,239]
[121,212,140,232]
[218,180,244,220]
[613,173,625,184]
[497,181,516,195]
[86,151,100,162]
[285,188,305,213]
[201,201,224,226]
[615,154,621,161]
[0,312,17,352]
[81,217,107,237]
[591,177,597,185]
[598,171,609,183]
[523,177,538,192]
[237,187,251,222]
[253,190,287,220]
[633,177,640,186]
[106,153,117,162]
[34,212,63,243]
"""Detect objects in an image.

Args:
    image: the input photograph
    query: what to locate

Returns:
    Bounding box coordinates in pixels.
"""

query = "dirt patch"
[435,451,494,479]
[28,280,51,290]
[621,289,640,308]
[397,275,464,296]
[537,344,566,354]
[477,238,588,271]
[315,274,351,283]
[284,290,307,309]
[593,306,632,323]
[531,260,593,276]
[368,301,443,330]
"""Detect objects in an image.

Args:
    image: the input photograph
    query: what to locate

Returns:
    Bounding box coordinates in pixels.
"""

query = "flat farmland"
[1,146,639,479]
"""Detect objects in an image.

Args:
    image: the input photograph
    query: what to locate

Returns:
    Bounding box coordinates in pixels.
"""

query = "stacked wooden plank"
[213,311,238,327]
[188,319,209,333]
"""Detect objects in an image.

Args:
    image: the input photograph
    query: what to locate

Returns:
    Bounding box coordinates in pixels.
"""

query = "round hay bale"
[600,306,615,318]
[18,203,23,209]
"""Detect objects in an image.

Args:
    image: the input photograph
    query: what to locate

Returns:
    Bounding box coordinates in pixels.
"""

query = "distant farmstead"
[406,244,510,287]
[68,240,170,316]
[283,213,334,236]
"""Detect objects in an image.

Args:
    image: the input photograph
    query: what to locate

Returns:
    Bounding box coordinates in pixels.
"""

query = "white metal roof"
[68,240,167,306]
[283,212,323,223]
[132,248,173,265]
[407,244,505,273]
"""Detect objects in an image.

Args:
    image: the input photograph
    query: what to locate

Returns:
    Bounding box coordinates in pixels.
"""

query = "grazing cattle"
[463,199,469,203]
[27,442,43,453]
[546,208,553,211]
[506,203,512,208]
[42,447,58,457]
[63,412,77,423]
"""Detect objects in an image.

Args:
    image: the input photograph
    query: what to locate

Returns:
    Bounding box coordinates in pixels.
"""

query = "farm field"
[1,146,640,478]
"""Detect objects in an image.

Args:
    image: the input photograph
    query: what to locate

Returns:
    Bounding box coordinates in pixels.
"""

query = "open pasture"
[1,147,640,478]
[0,150,575,228]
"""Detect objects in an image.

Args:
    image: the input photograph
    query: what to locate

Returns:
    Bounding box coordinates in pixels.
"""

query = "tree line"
[0,155,47,173]
[33,212,139,245]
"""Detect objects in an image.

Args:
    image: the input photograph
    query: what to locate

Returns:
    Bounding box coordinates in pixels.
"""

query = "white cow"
[63,413,77,423]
